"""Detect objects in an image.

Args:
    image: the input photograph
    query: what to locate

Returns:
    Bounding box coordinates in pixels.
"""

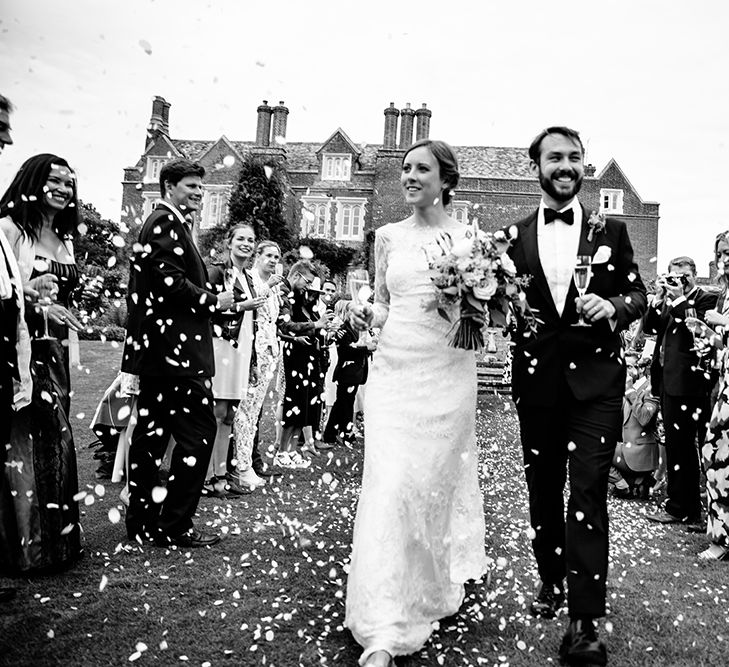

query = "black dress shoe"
[530,582,565,618]
[559,619,606,666]
[155,529,221,548]
[0,587,17,603]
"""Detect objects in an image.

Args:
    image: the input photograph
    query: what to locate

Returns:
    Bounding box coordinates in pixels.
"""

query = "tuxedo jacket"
[644,286,717,397]
[121,203,218,378]
[507,206,647,407]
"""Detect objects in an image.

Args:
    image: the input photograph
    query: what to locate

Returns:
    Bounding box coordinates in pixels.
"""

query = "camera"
[659,273,688,289]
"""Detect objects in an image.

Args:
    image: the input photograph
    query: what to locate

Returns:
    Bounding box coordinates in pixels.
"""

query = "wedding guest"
[506,127,646,666]
[686,231,729,560]
[0,94,25,599]
[205,223,266,497]
[0,153,87,573]
[276,261,332,469]
[321,300,370,448]
[347,139,487,666]
[609,356,660,499]
[122,158,234,548]
[645,257,717,525]
[232,240,285,489]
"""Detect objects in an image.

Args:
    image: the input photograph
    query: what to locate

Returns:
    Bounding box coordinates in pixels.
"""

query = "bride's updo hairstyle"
[402,139,460,206]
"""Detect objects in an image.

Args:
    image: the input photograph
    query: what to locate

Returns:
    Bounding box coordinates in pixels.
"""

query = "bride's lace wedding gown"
[345,219,488,663]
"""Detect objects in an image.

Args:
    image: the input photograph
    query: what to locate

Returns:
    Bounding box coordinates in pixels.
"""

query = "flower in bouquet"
[424,222,532,351]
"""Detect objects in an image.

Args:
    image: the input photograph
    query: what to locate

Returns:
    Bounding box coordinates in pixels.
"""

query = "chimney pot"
[256,100,273,146]
[399,103,416,149]
[383,102,400,149]
[415,103,432,141]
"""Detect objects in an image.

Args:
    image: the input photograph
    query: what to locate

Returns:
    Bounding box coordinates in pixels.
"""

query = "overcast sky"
[1,0,728,274]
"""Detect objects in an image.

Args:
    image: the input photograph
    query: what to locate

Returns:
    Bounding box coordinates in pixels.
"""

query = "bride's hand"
[350,304,373,331]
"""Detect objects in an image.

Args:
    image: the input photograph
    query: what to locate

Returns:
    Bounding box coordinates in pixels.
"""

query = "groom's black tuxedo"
[122,201,220,541]
[509,206,646,405]
[507,205,646,619]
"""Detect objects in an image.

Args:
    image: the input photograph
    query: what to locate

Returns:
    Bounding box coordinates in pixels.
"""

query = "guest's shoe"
[201,477,228,498]
[223,474,254,496]
[315,440,335,451]
[698,544,729,561]
[559,619,607,666]
[252,463,274,477]
[289,451,311,469]
[237,468,265,491]
[686,521,708,534]
[363,650,393,667]
[646,509,695,524]
[611,485,632,500]
[530,582,565,618]
[155,528,221,549]
[0,587,17,603]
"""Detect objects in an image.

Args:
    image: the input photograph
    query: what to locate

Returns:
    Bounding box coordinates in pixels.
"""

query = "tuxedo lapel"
[521,213,559,320]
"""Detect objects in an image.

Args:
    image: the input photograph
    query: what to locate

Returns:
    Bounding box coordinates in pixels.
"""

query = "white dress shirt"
[537,197,582,316]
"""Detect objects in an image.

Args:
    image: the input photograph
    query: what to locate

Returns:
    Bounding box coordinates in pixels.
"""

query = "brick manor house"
[121,96,660,279]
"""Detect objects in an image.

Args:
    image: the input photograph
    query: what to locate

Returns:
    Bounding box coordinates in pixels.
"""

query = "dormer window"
[322,154,352,181]
[200,186,230,229]
[600,188,624,214]
[144,157,168,184]
[451,201,470,225]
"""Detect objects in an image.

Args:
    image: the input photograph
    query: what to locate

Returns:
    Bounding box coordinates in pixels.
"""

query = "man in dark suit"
[507,127,647,666]
[644,257,716,525]
[122,159,234,548]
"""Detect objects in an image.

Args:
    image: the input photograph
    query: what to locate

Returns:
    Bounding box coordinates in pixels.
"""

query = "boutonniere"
[587,211,607,242]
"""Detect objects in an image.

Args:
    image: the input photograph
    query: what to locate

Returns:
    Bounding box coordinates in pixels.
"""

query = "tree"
[198,157,295,259]
[293,237,358,280]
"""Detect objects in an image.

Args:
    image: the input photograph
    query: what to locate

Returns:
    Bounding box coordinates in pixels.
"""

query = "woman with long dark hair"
[0,154,85,572]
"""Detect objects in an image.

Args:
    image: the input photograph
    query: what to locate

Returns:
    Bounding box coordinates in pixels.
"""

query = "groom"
[506,127,646,666]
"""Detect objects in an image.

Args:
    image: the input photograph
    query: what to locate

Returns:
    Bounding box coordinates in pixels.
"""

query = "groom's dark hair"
[528,126,584,163]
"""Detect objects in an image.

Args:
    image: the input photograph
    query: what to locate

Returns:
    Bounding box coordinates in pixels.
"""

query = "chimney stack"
[149,96,168,135]
[415,103,431,141]
[585,163,596,177]
[256,100,272,146]
[271,101,289,145]
[383,102,400,149]
[399,103,415,149]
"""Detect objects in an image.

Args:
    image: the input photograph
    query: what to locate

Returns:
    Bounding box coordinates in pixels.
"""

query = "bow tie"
[544,208,574,225]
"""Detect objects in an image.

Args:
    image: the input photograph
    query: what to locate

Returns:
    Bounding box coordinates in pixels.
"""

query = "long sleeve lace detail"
[371,227,390,328]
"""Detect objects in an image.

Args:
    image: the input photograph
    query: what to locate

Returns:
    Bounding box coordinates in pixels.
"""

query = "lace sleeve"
[372,227,390,328]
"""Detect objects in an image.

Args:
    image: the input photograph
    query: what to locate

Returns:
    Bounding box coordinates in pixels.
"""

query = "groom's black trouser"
[516,384,621,618]
[127,375,216,538]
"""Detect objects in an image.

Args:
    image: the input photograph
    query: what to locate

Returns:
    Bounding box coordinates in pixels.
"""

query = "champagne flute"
[38,296,54,340]
[573,254,593,327]
[347,269,371,347]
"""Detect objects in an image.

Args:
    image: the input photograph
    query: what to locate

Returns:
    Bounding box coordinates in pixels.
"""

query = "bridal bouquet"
[424,224,531,351]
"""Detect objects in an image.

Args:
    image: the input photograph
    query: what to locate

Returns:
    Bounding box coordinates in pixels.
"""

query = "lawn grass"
[0,341,727,666]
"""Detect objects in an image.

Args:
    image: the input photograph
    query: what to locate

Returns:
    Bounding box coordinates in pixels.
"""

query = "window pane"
[352,205,361,236]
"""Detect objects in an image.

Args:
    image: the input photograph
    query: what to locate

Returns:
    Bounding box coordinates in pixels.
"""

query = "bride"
[346,139,488,665]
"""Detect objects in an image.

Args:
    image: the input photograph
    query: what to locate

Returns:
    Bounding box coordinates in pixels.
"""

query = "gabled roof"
[194,135,245,165]
[145,133,182,159]
[596,158,657,203]
[315,128,362,156]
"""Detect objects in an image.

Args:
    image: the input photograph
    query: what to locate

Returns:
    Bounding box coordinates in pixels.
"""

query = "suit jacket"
[507,206,647,406]
[644,286,717,396]
[618,378,660,472]
[332,321,369,386]
[121,203,218,378]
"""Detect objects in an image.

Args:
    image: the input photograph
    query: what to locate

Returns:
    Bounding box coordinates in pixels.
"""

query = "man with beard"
[506,127,646,666]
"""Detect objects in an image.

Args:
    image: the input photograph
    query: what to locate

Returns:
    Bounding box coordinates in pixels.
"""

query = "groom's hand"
[576,293,616,322]
[350,304,373,331]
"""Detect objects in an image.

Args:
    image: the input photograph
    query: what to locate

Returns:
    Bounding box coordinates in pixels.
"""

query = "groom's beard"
[538,167,584,206]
